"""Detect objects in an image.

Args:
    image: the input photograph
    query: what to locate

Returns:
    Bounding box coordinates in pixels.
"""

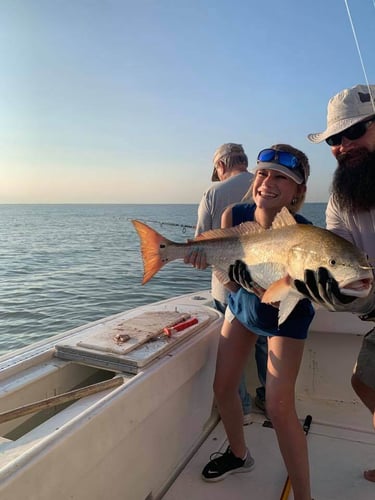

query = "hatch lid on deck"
[54,304,218,373]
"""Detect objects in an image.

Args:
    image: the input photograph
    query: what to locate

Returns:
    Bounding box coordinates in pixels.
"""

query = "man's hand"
[294,267,375,320]
[293,267,355,311]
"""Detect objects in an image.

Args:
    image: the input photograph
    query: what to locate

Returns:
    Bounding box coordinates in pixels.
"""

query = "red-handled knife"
[163,317,198,337]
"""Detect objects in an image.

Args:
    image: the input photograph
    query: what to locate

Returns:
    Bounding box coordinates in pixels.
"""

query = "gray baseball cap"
[211,143,246,181]
[308,84,375,143]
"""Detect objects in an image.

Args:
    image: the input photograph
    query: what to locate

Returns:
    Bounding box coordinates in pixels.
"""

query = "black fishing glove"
[294,267,375,320]
[228,260,255,294]
[293,267,355,311]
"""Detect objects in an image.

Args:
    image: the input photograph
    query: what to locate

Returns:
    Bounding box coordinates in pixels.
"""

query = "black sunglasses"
[325,117,374,146]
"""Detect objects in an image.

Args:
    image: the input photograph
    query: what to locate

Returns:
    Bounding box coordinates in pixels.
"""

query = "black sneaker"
[254,395,269,419]
[253,394,265,412]
[201,446,255,482]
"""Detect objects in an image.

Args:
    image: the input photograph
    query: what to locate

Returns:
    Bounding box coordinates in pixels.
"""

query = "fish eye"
[329,259,336,266]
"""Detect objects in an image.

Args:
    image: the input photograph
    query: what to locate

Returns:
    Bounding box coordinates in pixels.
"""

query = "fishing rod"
[344,0,375,112]
[279,414,312,500]
[127,218,196,233]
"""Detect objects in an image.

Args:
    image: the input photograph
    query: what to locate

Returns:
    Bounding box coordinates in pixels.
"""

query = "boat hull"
[0,291,222,500]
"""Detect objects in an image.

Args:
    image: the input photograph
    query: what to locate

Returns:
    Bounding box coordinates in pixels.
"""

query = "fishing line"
[344,0,375,112]
[126,218,195,233]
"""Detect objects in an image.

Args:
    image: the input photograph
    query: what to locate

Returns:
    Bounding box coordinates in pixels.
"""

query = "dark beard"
[331,149,375,211]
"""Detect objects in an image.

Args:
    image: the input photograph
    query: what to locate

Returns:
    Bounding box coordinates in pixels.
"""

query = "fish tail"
[131,220,174,284]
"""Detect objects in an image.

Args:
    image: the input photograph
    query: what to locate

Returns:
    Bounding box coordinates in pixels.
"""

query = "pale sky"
[0,0,374,204]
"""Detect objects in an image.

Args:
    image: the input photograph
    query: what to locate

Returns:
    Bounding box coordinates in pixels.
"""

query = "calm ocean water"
[0,203,326,355]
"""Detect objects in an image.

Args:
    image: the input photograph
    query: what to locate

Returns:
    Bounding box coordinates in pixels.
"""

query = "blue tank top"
[228,203,315,339]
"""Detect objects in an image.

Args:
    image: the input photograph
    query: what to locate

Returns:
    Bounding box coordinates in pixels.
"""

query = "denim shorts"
[354,327,375,390]
[226,288,314,340]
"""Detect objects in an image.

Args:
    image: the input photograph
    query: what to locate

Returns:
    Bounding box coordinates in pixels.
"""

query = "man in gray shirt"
[195,143,267,419]
[195,143,253,307]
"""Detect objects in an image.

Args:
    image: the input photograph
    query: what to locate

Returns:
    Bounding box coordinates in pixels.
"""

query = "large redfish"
[132,207,373,325]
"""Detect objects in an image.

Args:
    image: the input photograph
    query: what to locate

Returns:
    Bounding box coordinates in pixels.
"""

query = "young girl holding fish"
[186,144,314,500]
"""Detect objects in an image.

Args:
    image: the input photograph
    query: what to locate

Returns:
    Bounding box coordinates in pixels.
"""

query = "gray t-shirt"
[326,195,375,313]
[326,195,375,270]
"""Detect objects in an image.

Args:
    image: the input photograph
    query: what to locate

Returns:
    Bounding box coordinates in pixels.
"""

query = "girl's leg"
[266,336,311,500]
[214,317,257,458]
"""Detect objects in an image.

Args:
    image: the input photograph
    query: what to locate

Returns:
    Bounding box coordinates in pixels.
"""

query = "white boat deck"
[164,404,375,500]
[163,306,375,500]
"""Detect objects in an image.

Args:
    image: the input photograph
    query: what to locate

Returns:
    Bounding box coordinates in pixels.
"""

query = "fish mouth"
[339,277,373,298]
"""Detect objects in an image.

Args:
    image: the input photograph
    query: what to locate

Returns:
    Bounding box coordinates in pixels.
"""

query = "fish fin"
[271,207,297,229]
[261,277,301,326]
[278,295,301,325]
[193,220,264,241]
[131,220,174,284]
[261,276,291,303]
[192,207,295,242]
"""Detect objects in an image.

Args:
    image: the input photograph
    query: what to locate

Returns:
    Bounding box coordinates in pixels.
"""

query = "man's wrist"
[359,308,375,321]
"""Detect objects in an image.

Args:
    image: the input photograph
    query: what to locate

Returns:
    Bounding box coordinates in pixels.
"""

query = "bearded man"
[226,84,375,483]
[296,84,375,482]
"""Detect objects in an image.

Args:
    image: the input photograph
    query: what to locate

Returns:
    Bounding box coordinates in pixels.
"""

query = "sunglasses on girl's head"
[325,118,375,146]
[257,149,300,169]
